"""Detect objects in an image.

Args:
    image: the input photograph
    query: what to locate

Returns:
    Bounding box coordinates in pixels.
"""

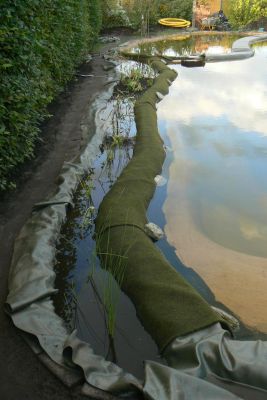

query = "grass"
[80,179,95,230]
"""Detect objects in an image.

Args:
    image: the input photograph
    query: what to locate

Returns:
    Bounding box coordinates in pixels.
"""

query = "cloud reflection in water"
[158,44,267,333]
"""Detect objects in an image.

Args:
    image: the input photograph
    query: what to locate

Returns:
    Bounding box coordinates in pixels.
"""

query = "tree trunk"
[192,0,197,28]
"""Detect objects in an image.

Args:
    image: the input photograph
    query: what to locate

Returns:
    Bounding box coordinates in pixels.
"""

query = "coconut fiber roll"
[95,60,225,352]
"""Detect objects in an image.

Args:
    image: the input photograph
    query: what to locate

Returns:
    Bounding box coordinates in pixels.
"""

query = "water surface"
[151,35,267,333]
[55,35,267,378]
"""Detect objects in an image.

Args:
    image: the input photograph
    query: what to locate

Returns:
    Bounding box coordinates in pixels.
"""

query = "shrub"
[101,0,131,28]
[121,0,193,29]
[228,0,267,29]
[158,0,193,20]
[121,0,160,28]
[0,0,102,191]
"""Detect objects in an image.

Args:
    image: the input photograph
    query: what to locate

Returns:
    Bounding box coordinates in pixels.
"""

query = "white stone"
[144,223,164,241]
[154,175,167,187]
[163,145,173,153]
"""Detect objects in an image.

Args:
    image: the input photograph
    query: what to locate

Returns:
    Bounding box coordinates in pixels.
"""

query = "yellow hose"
[158,18,191,28]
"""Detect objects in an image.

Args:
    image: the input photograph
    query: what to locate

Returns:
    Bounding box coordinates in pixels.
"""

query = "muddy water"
[54,91,162,379]
[147,36,267,335]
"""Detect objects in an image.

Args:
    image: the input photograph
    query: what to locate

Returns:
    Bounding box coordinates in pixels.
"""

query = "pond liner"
[4,54,233,399]
[4,82,144,396]
[95,59,225,353]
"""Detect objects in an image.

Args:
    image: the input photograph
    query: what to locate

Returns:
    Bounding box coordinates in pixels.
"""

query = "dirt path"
[0,39,123,400]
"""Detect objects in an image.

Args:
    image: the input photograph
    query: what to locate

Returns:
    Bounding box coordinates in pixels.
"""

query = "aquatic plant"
[98,93,135,181]
[80,179,96,229]
[121,69,144,92]
[119,63,156,94]
[83,225,129,362]
[100,251,127,338]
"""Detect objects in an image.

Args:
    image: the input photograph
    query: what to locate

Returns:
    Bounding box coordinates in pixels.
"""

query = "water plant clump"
[98,63,155,171]
[116,62,158,94]
[97,89,136,181]
[96,237,128,362]
[83,236,128,362]
[80,179,96,231]
[120,68,144,92]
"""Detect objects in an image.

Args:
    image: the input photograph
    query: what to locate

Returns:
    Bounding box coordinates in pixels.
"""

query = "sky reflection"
[158,41,267,332]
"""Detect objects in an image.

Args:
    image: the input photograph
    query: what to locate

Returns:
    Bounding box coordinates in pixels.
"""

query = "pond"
[54,34,267,379]
[148,34,267,336]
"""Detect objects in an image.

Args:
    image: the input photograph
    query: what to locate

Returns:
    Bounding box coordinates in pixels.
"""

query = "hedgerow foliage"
[228,0,267,29]
[120,0,193,28]
[101,0,131,28]
[0,0,101,190]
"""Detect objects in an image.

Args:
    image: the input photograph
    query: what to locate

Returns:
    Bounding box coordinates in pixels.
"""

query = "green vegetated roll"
[95,59,224,352]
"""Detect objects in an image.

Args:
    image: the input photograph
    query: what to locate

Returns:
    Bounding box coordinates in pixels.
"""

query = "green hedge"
[0,0,102,191]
